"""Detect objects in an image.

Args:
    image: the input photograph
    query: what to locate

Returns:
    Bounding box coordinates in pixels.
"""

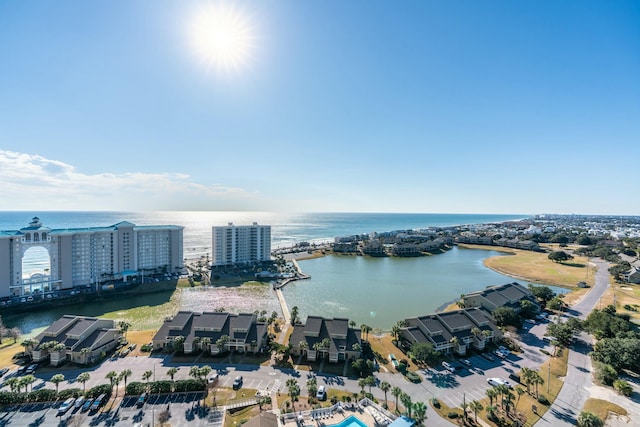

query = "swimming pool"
[328,415,368,427]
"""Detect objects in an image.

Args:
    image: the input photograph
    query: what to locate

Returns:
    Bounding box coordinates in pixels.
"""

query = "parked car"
[442,361,455,373]
[90,394,106,412]
[460,359,472,368]
[508,373,521,383]
[487,377,512,388]
[57,398,75,416]
[25,364,39,374]
[524,319,536,325]
[481,352,495,362]
[494,350,507,359]
[136,392,148,408]
[74,396,86,410]
[0,368,8,377]
[316,385,327,401]
[232,375,243,390]
[81,398,94,412]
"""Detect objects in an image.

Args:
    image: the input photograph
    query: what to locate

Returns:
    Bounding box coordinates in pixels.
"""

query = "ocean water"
[0,211,527,275]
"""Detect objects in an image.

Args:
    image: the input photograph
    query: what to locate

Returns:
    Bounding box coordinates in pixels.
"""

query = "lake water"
[283,246,567,329]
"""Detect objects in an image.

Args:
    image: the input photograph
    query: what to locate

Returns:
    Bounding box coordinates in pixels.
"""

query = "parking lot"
[424,317,555,408]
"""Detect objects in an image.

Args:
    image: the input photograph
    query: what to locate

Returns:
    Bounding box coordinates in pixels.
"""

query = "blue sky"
[1,1,638,215]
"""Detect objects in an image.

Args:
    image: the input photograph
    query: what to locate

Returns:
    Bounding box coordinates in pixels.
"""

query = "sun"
[189,2,255,72]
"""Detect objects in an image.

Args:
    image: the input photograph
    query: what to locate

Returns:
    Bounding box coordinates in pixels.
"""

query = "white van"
[316,385,327,400]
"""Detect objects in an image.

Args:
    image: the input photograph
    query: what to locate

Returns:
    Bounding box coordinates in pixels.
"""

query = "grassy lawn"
[582,398,628,421]
[223,406,262,427]
[0,341,23,368]
[481,247,594,288]
[612,284,640,322]
[368,334,419,372]
[99,290,182,330]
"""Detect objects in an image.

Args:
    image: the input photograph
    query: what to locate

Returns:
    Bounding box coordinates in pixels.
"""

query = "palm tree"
[299,341,308,357]
[21,338,36,353]
[4,377,20,393]
[106,371,118,395]
[391,325,401,342]
[486,405,497,420]
[400,393,413,417]
[112,374,121,397]
[412,401,427,426]
[189,366,201,380]
[306,377,317,398]
[530,370,544,398]
[77,372,90,393]
[215,335,229,354]
[469,400,483,423]
[520,367,533,393]
[167,367,178,381]
[174,335,185,353]
[290,306,299,326]
[577,411,604,427]
[349,320,356,328]
[286,379,299,410]
[119,369,132,391]
[358,378,367,395]
[485,387,497,407]
[50,373,65,395]
[449,336,459,353]
[80,347,91,365]
[391,386,403,413]
[199,365,212,380]
[20,375,36,393]
[200,337,211,354]
[514,386,525,411]
[118,320,132,340]
[142,369,153,389]
[379,381,391,407]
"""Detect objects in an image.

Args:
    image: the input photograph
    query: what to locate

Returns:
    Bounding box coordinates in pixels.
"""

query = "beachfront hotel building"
[0,217,183,298]
[211,222,271,267]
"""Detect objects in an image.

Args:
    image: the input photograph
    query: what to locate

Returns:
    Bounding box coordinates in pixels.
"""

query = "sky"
[1,1,639,215]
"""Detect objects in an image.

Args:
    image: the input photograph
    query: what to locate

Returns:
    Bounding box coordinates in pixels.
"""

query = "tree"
[174,335,185,353]
[80,347,92,364]
[50,373,65,395]
[20,375,36,392]
[4,377,20,393]
[577,411,604,427]
[519,299,538,319]
[514,386,525,411]
[167,367,178,382]
[413,401,427,426]
[469,400,483,423]
[290,306,299,326]
[492,306,522,328]
[142,370,153,388]
[400,392,413,417]
[200,337,211,354]
[286,379,300,410]
[528,284,556,305]
[410,342,439,365]
[379,381,391,407]
[548,250,573,263]
[216,335,230,354]
[358,378,367,395]
[118,321,132,340]
[485,387,498,407]
[306,377,317,398]
[391,386,403,412]
[77,372,91,393]
[106,371,118,395]
[547,296,565,311]
[21,338,36,353]
[119,369,132,390]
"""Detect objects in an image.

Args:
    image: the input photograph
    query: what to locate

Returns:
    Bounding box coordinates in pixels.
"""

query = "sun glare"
[189,2,255,73]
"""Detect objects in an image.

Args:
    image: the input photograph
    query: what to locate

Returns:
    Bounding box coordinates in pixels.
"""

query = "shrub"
[537,395,550,405]
[594,362,618,386]
[174,379,205,392]
[613,379,633,396]
[125,382,147,395]
[431,397,440,408]
[447,412,459,419]
[86,384,112,399]
[150,380,172,394]
[58,388,82,399]
[405,372,421,383]
[27,389,57,402]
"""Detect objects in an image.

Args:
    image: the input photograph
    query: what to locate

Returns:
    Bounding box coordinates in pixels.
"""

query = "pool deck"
[281,406,379,427]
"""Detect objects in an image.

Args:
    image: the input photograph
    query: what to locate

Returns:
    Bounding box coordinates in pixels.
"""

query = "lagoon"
[283,246,567,329]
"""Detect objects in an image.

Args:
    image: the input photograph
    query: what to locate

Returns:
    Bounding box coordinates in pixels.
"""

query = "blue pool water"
[328,415,368,427]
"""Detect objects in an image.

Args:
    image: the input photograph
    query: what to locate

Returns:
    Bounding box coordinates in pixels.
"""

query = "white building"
[212,222,271,266]
[0,217,183,298]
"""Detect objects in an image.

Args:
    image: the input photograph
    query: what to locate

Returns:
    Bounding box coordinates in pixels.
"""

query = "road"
[534,257,610,427]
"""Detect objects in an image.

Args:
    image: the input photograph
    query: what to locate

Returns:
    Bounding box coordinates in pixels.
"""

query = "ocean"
[0,211,527,276]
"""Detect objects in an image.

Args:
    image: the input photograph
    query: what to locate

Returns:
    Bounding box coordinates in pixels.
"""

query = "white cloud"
[0,150,270,211]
